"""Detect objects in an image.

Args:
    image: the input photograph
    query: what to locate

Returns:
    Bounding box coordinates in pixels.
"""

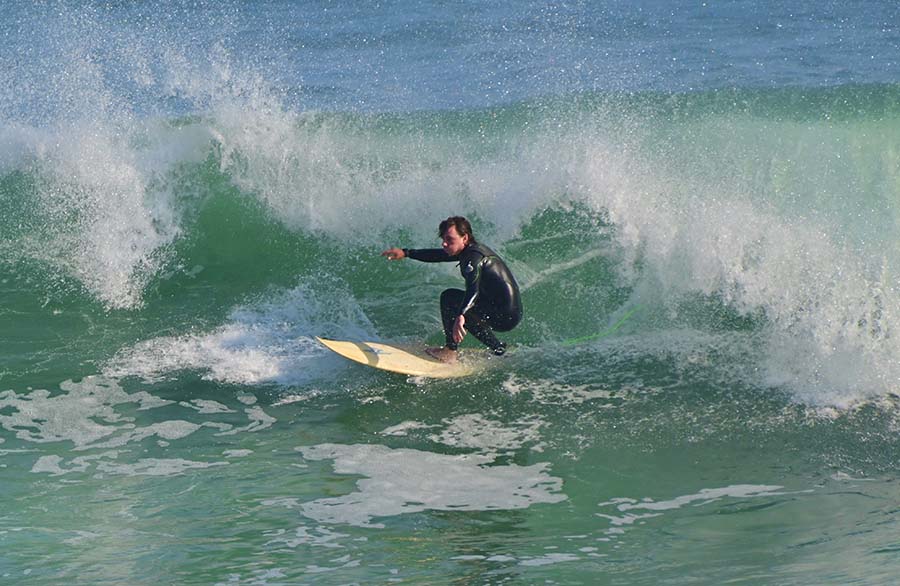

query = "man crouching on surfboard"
[382,216,523,363]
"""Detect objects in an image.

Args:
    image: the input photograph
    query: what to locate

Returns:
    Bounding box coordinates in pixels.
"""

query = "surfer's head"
[439,216,476,255]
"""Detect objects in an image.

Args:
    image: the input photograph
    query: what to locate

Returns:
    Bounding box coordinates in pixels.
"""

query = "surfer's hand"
[381,247,405,260]
[453,315,466,344]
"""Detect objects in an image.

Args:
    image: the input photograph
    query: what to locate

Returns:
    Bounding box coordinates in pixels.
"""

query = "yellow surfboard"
[316,337,477,378]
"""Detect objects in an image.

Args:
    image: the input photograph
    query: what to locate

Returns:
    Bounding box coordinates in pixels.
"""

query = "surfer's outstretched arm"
[381,248,457,262]
[381,247,406,260]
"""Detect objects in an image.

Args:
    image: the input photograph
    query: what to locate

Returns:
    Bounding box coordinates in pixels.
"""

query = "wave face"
[3,77,900,407]
[2,3,899,410]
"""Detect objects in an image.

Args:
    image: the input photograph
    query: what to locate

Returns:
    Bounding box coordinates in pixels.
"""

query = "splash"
[2,4,899,408]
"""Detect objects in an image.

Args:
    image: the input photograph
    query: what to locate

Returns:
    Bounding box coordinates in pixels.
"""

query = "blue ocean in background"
[2,1,900,584]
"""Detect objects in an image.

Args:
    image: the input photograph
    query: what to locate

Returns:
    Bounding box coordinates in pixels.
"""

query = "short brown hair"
[438,216,477,244]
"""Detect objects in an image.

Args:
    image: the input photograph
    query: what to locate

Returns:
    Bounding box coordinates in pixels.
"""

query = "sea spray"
[4,87,899,404]
[1,4,899,403]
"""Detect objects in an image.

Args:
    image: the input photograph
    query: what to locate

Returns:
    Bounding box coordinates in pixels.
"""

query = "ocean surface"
[2,1,900,584]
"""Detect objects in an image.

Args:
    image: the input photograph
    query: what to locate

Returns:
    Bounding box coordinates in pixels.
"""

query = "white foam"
[378,413,545,452]
[215,406,275,436]
[451,552,581,567]
[6,374,287,481]
[294,443,566,528]
[105,283,374,386]
[263,526,349,550]
[62,530,101,545]
[378,421,439,437]
[428,413,544,453]
[33,449,229,477]
[577,131,900,406]
[181,399,235,414]
[501,374,623,406]
[0,8,239,309]
[518,553,580,566]
[0,376,173,449]
[236,393,258,406]
[95,457,228,477]
[2,104,213,310]
[597,484,788,528]
[272,391,322,406]
[32,454,94,476]
[87,420,202,449]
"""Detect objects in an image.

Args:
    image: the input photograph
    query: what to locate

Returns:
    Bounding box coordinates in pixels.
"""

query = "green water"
[3,85,900,583]
[4,360,900,584]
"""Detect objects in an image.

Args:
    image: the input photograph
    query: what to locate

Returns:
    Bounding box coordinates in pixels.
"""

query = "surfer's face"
[441,226,469,256]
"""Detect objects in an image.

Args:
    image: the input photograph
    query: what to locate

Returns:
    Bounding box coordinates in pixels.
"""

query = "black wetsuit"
[403,243,523,354]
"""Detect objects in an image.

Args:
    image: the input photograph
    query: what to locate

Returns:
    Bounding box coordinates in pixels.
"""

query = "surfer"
[382,216,523,362]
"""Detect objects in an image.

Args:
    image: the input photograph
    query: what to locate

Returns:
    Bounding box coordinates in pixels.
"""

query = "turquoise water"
[2,2,900,584]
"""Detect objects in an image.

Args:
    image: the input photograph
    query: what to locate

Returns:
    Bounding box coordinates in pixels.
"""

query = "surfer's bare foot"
[426,346,458,363]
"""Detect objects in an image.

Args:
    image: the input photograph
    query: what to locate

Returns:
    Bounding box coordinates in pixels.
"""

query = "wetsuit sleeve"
[404,248,457,262]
